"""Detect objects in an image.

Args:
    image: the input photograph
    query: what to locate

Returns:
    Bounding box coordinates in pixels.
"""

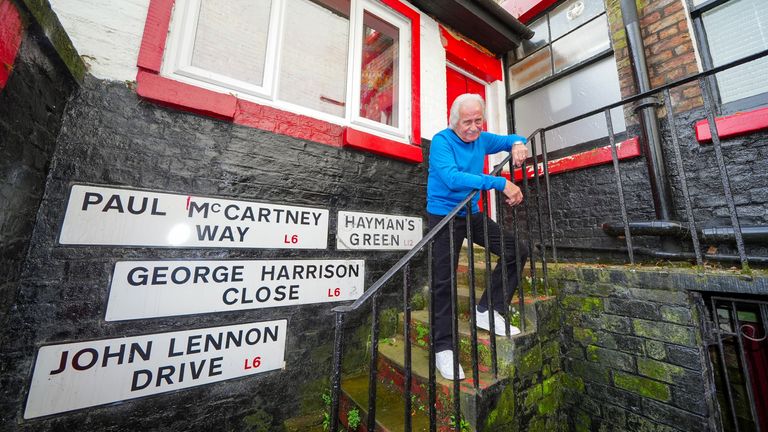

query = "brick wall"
[0,76,428,430]
[0,4,77,323]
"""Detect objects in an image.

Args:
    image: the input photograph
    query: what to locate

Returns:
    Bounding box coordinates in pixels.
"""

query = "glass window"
[279,0,350,117]
[552,14,610,73]
[164,0,412,141]
[700,0,768,104]
[359,11,399,127]
[514,57,626,152]
[509,47,553,94]
[514,16,549,60]
[191,0,271,86]
[549,0,605,40]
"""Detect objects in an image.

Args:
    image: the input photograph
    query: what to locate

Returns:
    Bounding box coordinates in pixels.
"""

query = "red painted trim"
[499,0,557,23]
[694,107,768,143]
[0,0,23,89]
[505,137,641,181]
[234,99,344,147]
[343,127,423,163]
[137,0,174,72]
[440,26,502,83]
[379,0,421,146]
[136,70,237,119]
[135,0,422,162]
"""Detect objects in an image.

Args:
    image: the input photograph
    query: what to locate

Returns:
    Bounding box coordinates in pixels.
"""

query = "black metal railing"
[328,48,768,431]
[707,296,768,432]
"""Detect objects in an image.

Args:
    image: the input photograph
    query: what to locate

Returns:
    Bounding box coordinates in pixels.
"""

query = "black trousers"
[428,211,529,352]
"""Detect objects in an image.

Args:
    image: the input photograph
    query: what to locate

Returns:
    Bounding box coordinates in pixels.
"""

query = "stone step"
[375,336,505,431]
[339,373,433,432]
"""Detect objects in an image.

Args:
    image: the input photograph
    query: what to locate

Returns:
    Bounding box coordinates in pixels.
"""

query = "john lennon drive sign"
[106,259,364,320]
[24,321,286,419]
[59,184,329,248]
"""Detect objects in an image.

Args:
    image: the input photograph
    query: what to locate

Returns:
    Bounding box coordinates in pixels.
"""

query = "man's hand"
[512,143,528,167]
[502,180,523,206]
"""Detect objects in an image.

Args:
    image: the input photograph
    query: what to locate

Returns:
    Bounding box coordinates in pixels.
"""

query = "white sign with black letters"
[336,211,423,250]
[59,184,329,249]
[24,321,287,419]
[105,259,365,321]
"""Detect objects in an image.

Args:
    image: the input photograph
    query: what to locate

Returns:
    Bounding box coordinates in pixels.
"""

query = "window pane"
[191,0,271,86]
[514,16,549,61]
[549,0,605,40]
[703,0,768,103]
[359,11,399,127]
[509,46,553,94]
[552,14,610,73]
[514,57,625,152]
[279,0,350,117]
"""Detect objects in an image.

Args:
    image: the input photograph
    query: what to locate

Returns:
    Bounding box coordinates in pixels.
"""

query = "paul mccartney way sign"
[59,184,329,249]
[24,321,286,419]
[105,259,365,321]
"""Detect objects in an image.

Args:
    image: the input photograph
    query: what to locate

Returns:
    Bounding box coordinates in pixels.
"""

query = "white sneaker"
[435,350,465,380]
[476,306,521,336]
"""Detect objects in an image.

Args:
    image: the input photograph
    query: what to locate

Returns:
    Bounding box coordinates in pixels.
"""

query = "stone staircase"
[333,245,556,432]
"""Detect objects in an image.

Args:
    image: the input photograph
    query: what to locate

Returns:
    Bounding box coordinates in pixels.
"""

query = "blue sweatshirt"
[427,128,527,215]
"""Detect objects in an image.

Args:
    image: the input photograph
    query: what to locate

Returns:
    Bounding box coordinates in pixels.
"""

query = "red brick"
[646,14,682,34]
[659,25,679,40]
[663,1,684,17]
[641,11,662,27]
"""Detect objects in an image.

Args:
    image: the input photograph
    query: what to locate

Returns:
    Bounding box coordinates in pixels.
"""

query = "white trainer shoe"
[476,306,521,336]
[435,350,465,380]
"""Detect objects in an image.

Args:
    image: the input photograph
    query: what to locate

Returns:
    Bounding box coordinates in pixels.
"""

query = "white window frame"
[161,0,412,143]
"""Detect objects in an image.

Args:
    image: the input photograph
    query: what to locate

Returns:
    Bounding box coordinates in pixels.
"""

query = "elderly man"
[427,93,529,380]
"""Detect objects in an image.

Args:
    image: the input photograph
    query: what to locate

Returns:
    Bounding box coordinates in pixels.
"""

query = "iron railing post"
[329,311,345,432]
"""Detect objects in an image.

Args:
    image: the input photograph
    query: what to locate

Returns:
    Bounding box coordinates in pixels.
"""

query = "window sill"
[695,106,768,143]
[504,137,641,181]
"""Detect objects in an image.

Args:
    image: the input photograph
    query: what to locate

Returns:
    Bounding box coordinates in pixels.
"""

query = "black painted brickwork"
[0,18,77,323]
[0,76,427,431]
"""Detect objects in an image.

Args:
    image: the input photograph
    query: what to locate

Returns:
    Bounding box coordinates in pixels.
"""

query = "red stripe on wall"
[234,99,344,147]
[694,107,768,143]
[136,70,237,119]
[499,0,557,24]
[137,0,174,72]
[440,26,502,83]
[0,0,23,89]
[343,128,423,163]
[505,137,641,181]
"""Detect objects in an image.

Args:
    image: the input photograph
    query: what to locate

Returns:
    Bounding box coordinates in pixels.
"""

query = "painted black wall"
[0,76,428,431]
[0,18,77,324]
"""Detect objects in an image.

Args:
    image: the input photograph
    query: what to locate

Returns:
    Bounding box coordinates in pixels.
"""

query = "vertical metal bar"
[663,88,703,267]
[367,294,380,432]
[482,194,499,379]
[731,301,761,431]
[605,108,635,264]
[448,219,461,431]
[521,157,538,299]
[495,189,511,339]
[465,205,480,390]
[427,243,436,432]
[530,132,550,296]
[509,161,526,334]
[403,263,412,432]
[712,297,741,432]
[699,76,748,269]
[329,312,346,432]
[538,130,558,263]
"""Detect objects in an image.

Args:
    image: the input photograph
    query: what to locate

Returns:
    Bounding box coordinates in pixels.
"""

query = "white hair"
[449,93,486,130]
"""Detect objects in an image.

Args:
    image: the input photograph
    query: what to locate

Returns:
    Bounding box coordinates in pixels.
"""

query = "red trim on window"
[504,137,641,181]
[0,0,23,89]
[135,0,422,163]
[694,107,768,143]
[440,27,502,83]
[235,99,344,147]
[379,0,421,147]
[137,0,174,72]
[499,0,557,24]
[343,127,423,163]
[136,70,237,119]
